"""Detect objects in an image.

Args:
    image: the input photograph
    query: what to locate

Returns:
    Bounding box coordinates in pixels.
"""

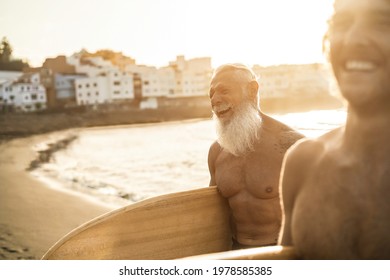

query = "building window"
[113,81,121,86]
[31,94,37,100]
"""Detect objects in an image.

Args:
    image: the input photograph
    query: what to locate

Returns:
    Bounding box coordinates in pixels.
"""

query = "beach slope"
[0,132,114,260]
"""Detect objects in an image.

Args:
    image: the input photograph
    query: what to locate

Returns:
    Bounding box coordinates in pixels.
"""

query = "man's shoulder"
[287,137,323,157]
[208,141,222,157]
[209,140,221,150]
[285,127,343,164]
[270,118,305,149]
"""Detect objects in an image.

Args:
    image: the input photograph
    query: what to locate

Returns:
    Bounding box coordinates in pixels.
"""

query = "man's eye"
[370,14,390,28]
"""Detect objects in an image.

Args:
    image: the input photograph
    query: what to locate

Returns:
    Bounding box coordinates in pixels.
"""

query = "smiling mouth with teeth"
[345,60,377,72]
[213,105,232,117]
[218,108,231,116]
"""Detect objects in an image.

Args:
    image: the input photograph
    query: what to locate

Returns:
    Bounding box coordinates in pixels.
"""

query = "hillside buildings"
[0,72,47,112]
[253,63,334,99]
[0,52,339,113]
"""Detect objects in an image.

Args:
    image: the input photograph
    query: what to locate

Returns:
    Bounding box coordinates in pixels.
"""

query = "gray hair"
[212,63,258,83]
[211,63,260,107]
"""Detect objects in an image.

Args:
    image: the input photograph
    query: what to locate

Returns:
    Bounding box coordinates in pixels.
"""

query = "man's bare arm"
[208,141,220,186]
[278,138,319,245]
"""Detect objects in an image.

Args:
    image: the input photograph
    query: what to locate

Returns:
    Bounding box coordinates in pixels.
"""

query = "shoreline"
[27,118,213,210]
[0,95,344,144]
[0,131,115,260]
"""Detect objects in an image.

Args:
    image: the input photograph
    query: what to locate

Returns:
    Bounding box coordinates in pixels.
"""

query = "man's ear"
[248,80,259,102]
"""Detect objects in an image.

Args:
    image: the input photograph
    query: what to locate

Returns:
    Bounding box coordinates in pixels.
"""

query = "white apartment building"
[106,69,134,101]
[70,54,211,104]
[180,70,209,96]
[0,72,46,112]
[253,64,332,99]
[169,56,212,97]
[67,52,135,105]
[55,74,85,100]
[75,76,108,105]
[126,65,175,98]
[75,70,134,106]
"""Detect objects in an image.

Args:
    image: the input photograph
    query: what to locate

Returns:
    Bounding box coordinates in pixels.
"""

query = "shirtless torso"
[209,114,303,248]
[279,0,390,259]
[280,125,390,259]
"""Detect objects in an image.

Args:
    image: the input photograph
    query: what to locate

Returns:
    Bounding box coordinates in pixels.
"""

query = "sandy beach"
[0,131,115,260]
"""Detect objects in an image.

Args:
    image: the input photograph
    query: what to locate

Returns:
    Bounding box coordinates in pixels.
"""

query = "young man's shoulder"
[285,126,343,164]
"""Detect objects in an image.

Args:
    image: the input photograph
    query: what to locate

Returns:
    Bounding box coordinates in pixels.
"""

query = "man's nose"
[210,93,222,107]
[343,19,371,47]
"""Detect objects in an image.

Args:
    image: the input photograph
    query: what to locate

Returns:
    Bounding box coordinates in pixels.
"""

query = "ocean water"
[31,109,347,208]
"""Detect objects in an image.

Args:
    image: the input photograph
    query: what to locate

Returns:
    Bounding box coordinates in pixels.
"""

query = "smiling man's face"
[209,67,261,156]
[209,69,253,124]
[329,0,390,110]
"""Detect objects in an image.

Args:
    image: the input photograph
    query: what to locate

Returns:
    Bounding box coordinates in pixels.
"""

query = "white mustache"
[212,104,232,114]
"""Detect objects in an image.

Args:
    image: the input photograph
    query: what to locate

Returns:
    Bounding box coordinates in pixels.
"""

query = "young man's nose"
[343,18,371,47]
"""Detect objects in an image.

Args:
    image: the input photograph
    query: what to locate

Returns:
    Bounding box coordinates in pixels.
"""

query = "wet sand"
[0,131,115,260]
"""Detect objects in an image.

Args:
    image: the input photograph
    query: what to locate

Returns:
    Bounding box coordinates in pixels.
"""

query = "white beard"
[213,101,262,156]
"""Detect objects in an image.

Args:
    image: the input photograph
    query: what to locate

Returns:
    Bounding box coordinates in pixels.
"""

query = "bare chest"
[293,160,390,259]
[214,151,284,199]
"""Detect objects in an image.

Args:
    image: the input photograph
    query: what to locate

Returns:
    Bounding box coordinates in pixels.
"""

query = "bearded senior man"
[208,63,304,249]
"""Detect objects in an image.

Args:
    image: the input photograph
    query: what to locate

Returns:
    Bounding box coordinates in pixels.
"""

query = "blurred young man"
[279,0,390,259]
[208,64,303,249]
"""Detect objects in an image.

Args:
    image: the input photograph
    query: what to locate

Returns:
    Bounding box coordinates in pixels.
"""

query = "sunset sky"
[0,0,333,68]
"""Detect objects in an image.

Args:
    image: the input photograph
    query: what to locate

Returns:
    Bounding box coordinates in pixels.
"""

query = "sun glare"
[2,0,334,68]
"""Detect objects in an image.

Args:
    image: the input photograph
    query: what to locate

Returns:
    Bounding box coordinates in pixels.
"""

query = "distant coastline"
[0,94,344,143]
